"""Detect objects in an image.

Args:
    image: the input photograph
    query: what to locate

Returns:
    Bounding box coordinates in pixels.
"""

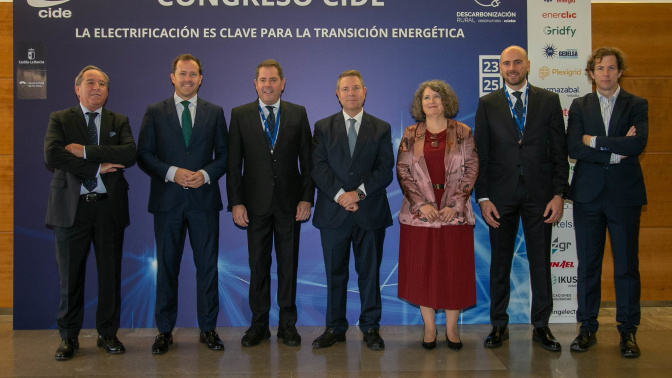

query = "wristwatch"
[557,190,568,200]
[355,188,366,201]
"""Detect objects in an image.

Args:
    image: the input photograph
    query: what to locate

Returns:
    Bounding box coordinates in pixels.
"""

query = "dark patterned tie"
[348,118,357,156]
[83,112,98,192]
[181,100,192,147]
[513,91,524,136]
[266,105,275,150]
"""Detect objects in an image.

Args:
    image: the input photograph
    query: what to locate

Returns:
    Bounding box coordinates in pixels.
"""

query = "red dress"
[397,129,476,310]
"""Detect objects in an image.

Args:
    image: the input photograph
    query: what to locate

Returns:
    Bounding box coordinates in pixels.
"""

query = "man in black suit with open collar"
[227,59,314,347]
[45,65,136,360]
[567,47,648,358]
[137,54,228,354]
[475,46,569,352]
[310,70,394,351]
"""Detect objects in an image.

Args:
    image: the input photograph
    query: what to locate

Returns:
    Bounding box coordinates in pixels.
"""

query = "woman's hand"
[438,207,457,223]
[419,204,439,222]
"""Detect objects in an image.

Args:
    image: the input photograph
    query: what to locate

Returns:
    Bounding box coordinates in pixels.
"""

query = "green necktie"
[181,100,192,146]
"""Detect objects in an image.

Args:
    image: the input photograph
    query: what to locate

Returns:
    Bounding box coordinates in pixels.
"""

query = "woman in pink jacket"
[397,80,478,351]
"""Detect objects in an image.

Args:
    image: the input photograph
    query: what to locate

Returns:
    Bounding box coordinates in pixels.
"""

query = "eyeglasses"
[429,133,438,148]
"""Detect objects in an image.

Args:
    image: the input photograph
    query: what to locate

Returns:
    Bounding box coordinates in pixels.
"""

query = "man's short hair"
[410,80,459,121]
[336,70,365,91]
[74,65,109,87]
[256,59,284,80]
[172,54,203,75]
[585,46,628,83]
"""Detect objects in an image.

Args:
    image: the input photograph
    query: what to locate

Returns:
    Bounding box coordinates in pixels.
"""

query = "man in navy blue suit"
[137,54,228,354]
[311,70,394,351]
[567,47,648,358]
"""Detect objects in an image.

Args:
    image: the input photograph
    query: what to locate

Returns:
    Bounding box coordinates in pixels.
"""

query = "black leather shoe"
[312,328,346,349]
[447,333,463,351]
[241,326,271,347]
[484,326,508,348]
[152,332,173,355]
[421,329,437,351]
[55,338,79,361]
[200,329,224,351]
[277,325,301,347]
[619,331,641,358]
[532,326,562,352]
[570,328,597,352]
[97,335,125,354]
[363,328,385,351]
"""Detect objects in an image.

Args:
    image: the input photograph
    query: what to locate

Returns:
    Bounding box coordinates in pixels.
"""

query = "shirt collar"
[342,109,363,124]
[80,104,102,115]
[597,85,620,104]
[174,93,197,106]
[259,98,281,110]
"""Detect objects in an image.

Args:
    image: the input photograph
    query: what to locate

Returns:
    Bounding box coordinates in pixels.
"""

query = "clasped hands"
[65,143,124,174]
[174,168,205,189]
[419,203,457,223]
[337,191,359,212]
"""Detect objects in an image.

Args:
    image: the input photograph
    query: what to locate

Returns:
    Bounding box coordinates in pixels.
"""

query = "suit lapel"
[247,100,271,150]
[99,109,112,145]
[333,112,351,162]
[274,100,291,149]
[608,90,630,136]
[352,113,373,159]
[495,89,521,141]
[71,106,90,142]
[586,92,607,137]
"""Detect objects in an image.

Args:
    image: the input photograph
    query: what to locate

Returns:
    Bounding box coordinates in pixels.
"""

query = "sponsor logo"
[542,11,577,19]
[552,219,574,228]
[474,0,501,7]
[27,0,70,7]
[545,0,576,4]
[542,44,578,60]
[18,47,45,65]
[19,81,27,86]
[553,293,575,301]
[552,309,577,316]
[550,260,575,268]
[551,237,572,254]
[544,25,576,37]
[539,66,582,80]
[552,275,578,285]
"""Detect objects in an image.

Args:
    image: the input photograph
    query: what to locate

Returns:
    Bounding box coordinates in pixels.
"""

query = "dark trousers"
[574,197,641,334]
[54,197,124,339]
[488,179,553,328]
[319,215,385,335]
[247,200,301,328]
[153,194,220,333]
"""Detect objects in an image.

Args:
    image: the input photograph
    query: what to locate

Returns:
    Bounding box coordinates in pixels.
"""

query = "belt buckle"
[84,193,97,202]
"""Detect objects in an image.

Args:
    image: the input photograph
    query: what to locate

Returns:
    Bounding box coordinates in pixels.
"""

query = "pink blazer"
[396,120,478,228]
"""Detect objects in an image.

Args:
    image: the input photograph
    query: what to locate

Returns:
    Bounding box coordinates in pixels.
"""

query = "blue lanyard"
[504,82,528,134]
[258,105,280,149]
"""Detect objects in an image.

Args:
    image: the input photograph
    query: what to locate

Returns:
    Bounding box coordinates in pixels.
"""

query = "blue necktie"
[512,91,524,137]
[83,112,98,192]
[348,118,357,156]
[265,105,275,150]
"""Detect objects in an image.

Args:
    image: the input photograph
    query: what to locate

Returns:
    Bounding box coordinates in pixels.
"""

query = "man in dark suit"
[137,54,228,354]
[227,59,314,347]
[44,65,136,361]
[310,70,394,351]
[475,46,569,352]
[567,47,648,358]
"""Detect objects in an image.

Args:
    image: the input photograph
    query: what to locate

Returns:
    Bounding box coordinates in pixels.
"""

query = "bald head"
[499,45,530,90]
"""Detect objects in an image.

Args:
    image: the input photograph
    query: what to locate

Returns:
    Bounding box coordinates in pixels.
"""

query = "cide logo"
[551,237,572,254]
[27,0,72,19]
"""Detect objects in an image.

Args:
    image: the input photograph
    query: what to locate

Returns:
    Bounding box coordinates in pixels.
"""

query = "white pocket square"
[109,131,116,137]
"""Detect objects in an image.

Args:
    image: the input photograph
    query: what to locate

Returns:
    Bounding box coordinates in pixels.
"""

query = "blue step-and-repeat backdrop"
[14,0,589,330]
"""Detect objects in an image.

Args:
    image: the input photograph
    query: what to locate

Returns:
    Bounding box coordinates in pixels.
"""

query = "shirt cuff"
[609,153,622,165]
[334,189,345,202]
[199,169,211,184]
[166,166,178,182]
[477,198,489,203]
[590,136,596,149]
